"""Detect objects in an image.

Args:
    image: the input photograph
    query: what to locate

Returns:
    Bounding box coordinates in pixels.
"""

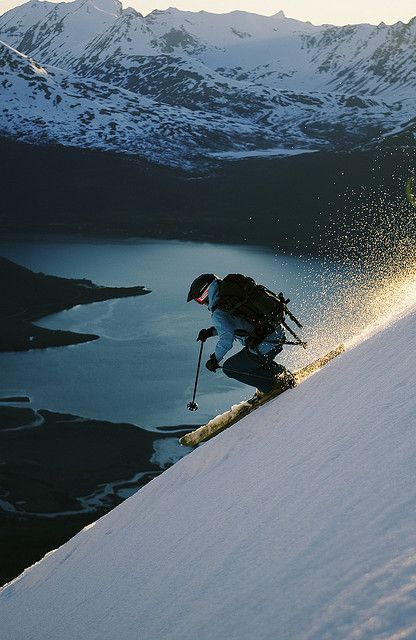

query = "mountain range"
[0,0,415,166]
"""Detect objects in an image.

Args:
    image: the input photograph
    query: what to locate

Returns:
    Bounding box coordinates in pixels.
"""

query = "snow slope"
[0,40,275,166]
[3,38,397,164]
[1,300,416,638]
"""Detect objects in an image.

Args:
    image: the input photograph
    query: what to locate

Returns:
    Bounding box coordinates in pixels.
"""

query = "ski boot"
[247,389,265,406]
[273,367,296,391]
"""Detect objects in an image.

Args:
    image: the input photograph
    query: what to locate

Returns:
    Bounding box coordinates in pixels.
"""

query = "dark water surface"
[0,238,338,429]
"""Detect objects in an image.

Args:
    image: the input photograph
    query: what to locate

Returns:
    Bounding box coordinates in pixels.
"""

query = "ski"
[180,344,345,447]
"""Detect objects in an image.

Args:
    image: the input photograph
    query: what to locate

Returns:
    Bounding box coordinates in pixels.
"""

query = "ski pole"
[187,341,204,411]
[278,292,303,329]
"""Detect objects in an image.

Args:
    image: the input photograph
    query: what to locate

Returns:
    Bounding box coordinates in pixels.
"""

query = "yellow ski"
[180,344,345,447]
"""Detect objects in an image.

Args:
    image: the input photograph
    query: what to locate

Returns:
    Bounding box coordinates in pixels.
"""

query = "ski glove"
[206,353,220,372]
[197,327,216,343]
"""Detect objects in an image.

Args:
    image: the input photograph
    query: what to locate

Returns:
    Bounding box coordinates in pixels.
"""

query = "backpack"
[212,274,287,343]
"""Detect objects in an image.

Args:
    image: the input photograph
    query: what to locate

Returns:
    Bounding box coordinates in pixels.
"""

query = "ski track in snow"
[0,297,415,639]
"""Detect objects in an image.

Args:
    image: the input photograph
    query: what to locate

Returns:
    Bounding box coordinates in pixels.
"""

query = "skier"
[187,273,295,396]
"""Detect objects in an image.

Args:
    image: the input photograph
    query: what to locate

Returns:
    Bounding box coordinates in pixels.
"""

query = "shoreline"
[0,230,312,257]
[0,256,150,352]
[0,404,194,586]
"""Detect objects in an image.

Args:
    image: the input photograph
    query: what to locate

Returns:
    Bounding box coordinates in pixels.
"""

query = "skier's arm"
[212,313,235,361]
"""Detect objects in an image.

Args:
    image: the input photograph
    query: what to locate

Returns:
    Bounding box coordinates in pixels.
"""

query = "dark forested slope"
[0,137,414,254]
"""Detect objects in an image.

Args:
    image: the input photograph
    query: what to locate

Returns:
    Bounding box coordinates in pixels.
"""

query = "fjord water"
[0,238,338,429]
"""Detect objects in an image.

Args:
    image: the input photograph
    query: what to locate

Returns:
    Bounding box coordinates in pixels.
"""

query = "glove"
[205,353,220,372]
[197,327,215,343]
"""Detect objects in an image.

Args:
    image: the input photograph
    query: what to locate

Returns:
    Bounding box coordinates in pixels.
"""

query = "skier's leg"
[262,347,296,390]
[222,348,276,392]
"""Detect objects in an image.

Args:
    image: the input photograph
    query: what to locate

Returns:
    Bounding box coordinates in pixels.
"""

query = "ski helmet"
[187,273,217,302]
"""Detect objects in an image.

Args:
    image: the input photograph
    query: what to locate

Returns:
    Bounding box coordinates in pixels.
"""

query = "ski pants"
[222,346,285,393]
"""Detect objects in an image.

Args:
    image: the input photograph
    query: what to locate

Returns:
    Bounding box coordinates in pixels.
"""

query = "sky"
[0,0,415,25]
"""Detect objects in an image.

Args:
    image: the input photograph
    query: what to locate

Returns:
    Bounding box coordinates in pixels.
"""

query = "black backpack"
[213,274,306,348]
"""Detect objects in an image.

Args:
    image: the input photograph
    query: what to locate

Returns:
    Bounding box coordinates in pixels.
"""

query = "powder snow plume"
[278,183,416,370]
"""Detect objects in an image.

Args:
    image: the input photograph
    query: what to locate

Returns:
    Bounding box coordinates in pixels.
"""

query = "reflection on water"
[0,237,345,429]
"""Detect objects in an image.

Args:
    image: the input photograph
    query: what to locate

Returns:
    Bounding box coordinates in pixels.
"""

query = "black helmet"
[187,273,217,302]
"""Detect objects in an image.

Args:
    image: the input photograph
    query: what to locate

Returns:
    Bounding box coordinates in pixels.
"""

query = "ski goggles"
[195,288,209,304]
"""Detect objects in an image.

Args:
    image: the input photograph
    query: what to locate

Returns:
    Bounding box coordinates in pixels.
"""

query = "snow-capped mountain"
[1,0,415,165]
[0,0,122,65]
[3,2,416,98]
[1,41,280,166]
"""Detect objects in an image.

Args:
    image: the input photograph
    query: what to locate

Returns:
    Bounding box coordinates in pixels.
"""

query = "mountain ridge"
[1,1,415,166]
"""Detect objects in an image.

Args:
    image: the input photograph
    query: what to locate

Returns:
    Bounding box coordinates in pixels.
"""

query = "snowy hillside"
[0,1,415,165]
[1,291,415,638]
[0,40,278,165]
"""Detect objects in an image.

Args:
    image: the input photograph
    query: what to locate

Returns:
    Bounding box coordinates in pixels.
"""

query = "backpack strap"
[281,320,307,349]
